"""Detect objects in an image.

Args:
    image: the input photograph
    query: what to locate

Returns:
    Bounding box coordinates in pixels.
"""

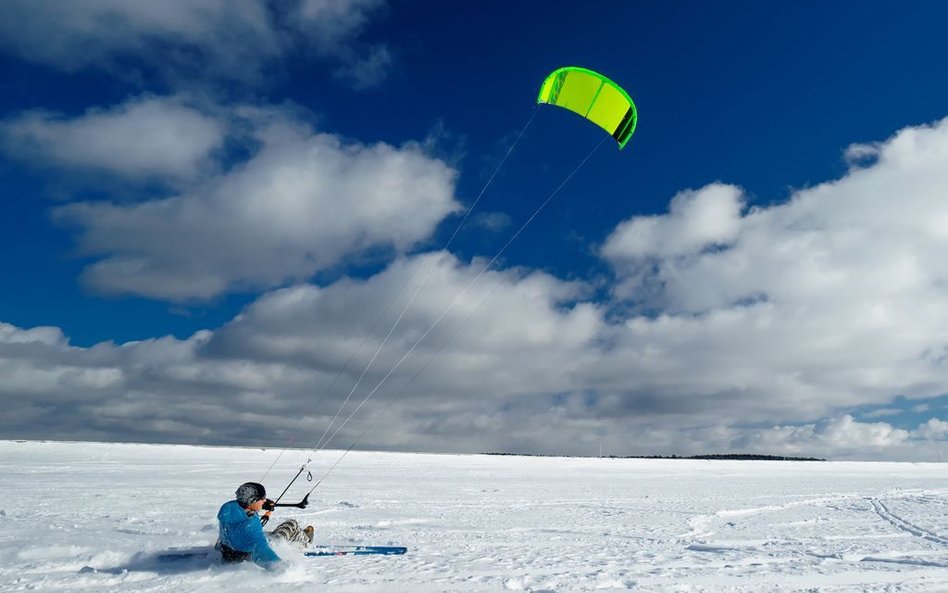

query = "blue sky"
[2,1,948,460]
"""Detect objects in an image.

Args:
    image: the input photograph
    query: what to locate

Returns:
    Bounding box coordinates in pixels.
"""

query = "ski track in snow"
[2,441,948,593]
[869,498,948,547]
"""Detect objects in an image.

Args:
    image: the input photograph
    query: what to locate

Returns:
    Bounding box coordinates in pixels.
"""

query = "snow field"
[2,440,947,592]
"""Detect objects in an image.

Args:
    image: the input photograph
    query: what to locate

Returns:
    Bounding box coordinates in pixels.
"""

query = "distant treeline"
[483,452,826,462]
[682,454,825,461]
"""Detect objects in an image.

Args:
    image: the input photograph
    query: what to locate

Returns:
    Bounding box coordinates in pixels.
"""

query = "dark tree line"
[484,452,826,461]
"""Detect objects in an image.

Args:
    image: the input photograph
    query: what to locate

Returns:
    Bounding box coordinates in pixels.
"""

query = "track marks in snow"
[678,492,948,583]
[679,493,858,540]
[860,554,948,568]
[869,498,948,546]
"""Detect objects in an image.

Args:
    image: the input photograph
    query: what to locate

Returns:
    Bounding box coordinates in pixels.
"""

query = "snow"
[2,441,948,592]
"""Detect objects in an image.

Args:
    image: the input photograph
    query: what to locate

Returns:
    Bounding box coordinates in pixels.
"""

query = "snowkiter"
[216,482,314,569]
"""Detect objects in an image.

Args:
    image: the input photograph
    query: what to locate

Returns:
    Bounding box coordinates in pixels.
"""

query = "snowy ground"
[2,441,948,592]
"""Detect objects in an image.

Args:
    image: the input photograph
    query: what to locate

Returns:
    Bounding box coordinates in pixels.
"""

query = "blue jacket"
[217,500,281,569]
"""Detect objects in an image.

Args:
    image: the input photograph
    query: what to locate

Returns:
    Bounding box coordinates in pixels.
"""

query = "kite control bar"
[259,493,309,526]
[269,493,310,509]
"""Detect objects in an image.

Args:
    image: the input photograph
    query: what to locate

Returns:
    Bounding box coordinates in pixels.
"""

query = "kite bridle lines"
[304,134,608,492]
[268,114,608,504]
[261,106,539,491]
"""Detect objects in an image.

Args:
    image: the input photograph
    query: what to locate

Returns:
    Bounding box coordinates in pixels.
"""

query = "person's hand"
[262,498,276,511]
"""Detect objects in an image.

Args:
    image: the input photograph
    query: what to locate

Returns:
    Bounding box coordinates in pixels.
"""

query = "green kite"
[537,66,638,149]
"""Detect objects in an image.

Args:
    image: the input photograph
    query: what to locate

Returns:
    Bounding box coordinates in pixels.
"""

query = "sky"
[2,0,948,461]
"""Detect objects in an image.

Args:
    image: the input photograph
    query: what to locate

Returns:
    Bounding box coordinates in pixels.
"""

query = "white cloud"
[727,415,948,461]
[6,109,948,460]
[0,241,945,459]
[843,141,881,167]
[292,0,393,89]
[4,307,948,461]
[605,119,948,315]
[50,107,460,300]
[602,183,744,262]
[602,183,746,305]
[0,1,275,78]
[294,0,384,50]
[915,418,948,440]
[0,254,604,450]
[739,416,909,459]
[1,93,460,300]
[0,95,225,184]
[591,118,948,423]
[203,252,601,397]
[333,44,393,90]
[0,0,390,87]
[0,322,67,346]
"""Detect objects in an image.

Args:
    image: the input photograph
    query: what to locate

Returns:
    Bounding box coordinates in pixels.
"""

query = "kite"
[537,66,638,149]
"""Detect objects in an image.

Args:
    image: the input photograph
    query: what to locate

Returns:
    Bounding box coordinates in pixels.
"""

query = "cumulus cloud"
[5,111,948,461]
[602,183,746,306]
[0,320,306,444]
[915,418,948,440]
[0,254,604,450]
[3,308,947,460]
[602,183,745,262]
[738,416,910,459]
[203,252,600,393]
[0,0,389,87]
[591,118,948,423]
[0,234,946,459]
[48,106,460,300]
[0,95,225,184]
[724,415,948,461]
[604,118,948,315]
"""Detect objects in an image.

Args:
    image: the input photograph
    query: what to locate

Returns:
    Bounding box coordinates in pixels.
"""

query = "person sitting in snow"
[216,482,314,569]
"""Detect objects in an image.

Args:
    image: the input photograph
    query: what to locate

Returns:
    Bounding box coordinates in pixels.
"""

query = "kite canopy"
[537,66,637,149]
